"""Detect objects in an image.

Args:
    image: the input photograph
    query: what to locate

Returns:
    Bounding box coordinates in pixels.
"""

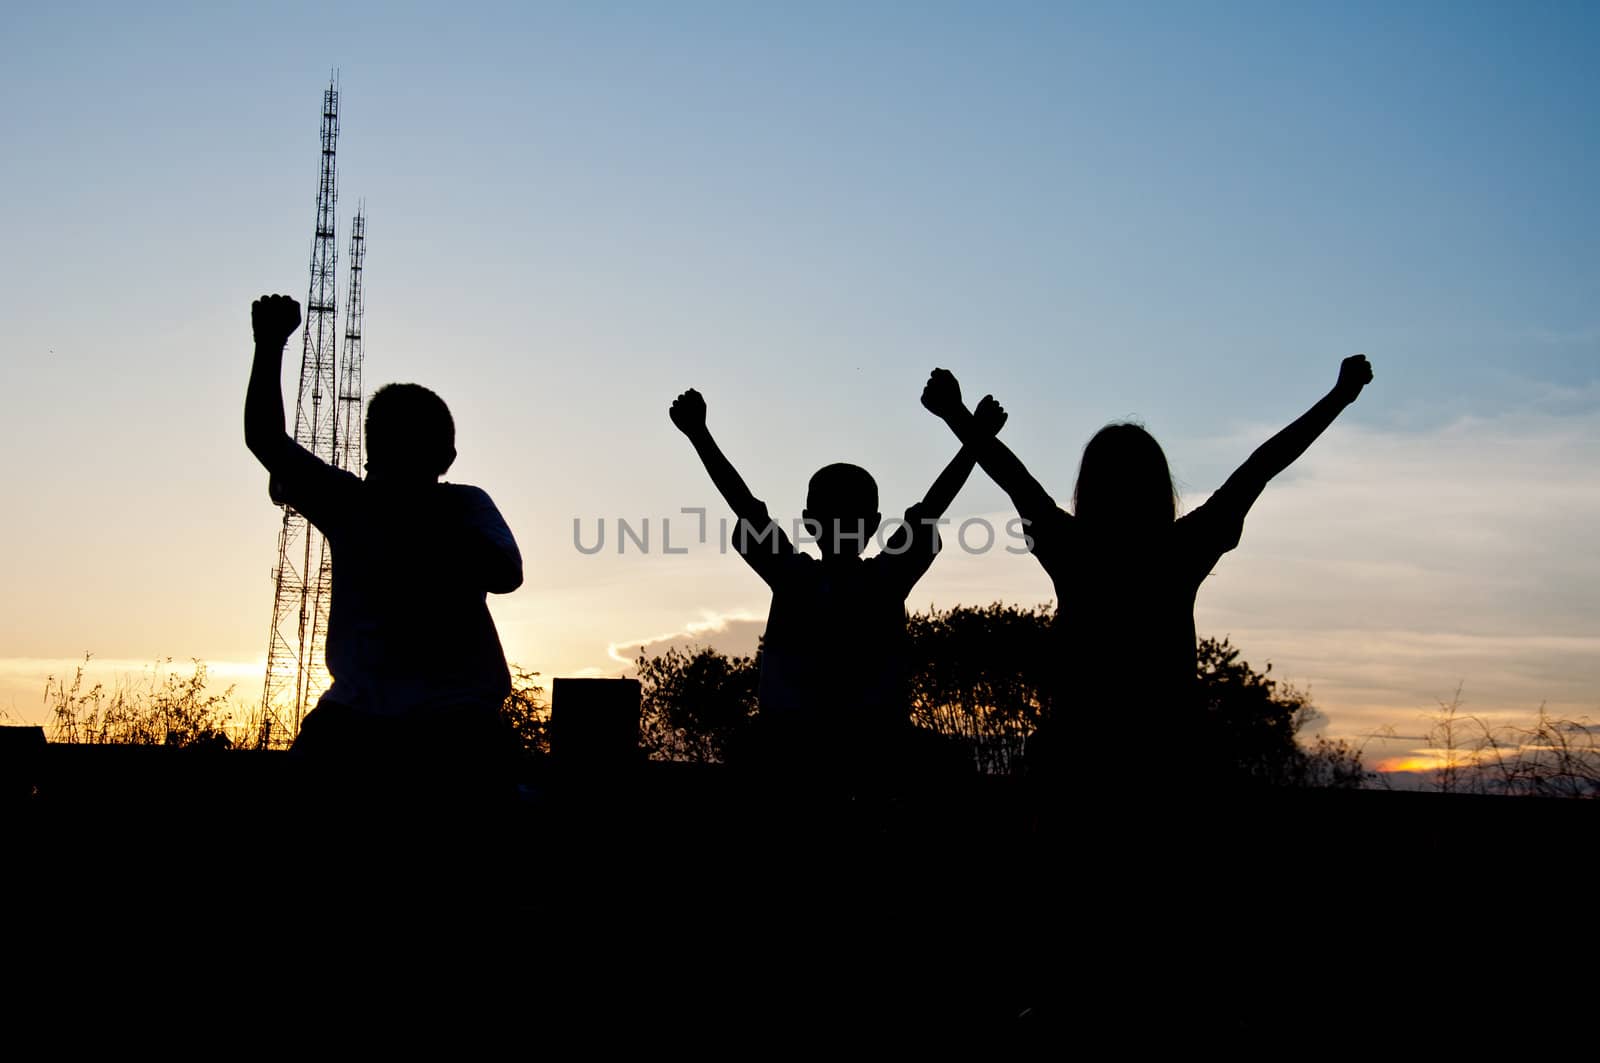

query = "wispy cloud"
[1519,325,1600,348]
[1194,403,1600,738]
[605,610,767,669]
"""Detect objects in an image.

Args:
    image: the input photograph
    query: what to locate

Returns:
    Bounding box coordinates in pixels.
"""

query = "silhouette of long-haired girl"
[923,355,1374,790]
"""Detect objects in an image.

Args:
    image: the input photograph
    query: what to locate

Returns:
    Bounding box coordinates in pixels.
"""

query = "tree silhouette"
[1194,635,1363,786]
[906,602,1054,774]
[500,666,550,757]
[635,645,759,763]
[631,603,1367,787]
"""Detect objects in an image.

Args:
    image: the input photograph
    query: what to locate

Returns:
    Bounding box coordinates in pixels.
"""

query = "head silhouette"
[1072,422,1178,531]
[803,463,881,559]
[365,383,456,482]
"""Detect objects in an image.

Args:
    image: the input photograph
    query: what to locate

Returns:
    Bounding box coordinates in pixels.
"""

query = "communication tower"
[259,79,363,747]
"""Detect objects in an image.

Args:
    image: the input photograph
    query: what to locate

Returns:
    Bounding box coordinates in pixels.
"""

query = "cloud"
[1520,325,1600,348]
[605,610,767,670]
[1193,401,1600,737]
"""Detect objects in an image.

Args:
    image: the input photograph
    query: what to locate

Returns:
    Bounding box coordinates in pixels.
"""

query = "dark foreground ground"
[7,742,1596,1044]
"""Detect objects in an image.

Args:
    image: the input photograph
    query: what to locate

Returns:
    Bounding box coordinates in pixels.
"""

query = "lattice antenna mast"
[260,78,340,747]
[335,207,366,475]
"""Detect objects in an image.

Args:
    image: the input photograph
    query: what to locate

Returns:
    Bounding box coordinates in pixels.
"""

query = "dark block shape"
[550,678,641,767]
[0,725,47,808]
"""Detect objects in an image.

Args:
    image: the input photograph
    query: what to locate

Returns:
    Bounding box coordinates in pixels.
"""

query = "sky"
[1,2,1596,777]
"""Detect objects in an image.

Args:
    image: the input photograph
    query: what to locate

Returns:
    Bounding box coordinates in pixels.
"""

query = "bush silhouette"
[500,666,550,757]
[631,601,1366,786]
[47,657,241,748]
[906,602,1054,775]
[635,645,759,763]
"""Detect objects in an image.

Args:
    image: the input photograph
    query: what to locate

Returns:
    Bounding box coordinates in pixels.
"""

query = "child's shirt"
[734,501,942,731]
[1024,483,1250,720]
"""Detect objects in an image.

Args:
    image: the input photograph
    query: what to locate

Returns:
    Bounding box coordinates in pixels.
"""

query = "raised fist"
[670,388,707,434]
[920,368,962,419]
[973,394,1007,436]
[252,294,302,347]
[1334,354,1373,402]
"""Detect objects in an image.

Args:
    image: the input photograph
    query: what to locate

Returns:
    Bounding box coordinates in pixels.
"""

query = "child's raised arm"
[876,386,1009,585]
[1213,354,1374,512]
[921,368,1061,527]
[244,294,303,471]
[914,393,1008,520]
[669,388,767,526]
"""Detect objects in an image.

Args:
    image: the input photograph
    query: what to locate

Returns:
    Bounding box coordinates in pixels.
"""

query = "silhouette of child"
[669,386,1006,778]
[923,357,1374,790]
[245,294,522,795]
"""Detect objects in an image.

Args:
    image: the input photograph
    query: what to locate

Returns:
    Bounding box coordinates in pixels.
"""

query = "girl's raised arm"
[1215,354,1374,512]
[922,369,1063,527]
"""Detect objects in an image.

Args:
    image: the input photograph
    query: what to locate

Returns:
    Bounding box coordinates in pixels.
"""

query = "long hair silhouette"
[1071,423,1178,531]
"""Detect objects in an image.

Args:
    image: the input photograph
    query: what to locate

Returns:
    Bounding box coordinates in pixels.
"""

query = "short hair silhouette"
[1072,422,1179,529]
[806,462,878,514]
[804,463,881,556]
[366,382,456,479]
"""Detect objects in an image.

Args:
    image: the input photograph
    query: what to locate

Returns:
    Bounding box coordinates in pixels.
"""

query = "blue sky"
[2,3,1596,762]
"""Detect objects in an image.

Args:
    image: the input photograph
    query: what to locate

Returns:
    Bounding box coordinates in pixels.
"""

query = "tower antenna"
[336,205,366,476]
[259,78,346,747]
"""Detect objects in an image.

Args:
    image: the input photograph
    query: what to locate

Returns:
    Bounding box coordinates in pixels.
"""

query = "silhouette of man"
[246,294,522,801]
[669,386,1006,783]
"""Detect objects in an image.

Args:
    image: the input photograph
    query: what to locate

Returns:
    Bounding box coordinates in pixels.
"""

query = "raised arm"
[1215,354,1374,511]
[915,394,1008,519]
[669,388,767,525]
[921,368,1060,525]
[244,294,302,471]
